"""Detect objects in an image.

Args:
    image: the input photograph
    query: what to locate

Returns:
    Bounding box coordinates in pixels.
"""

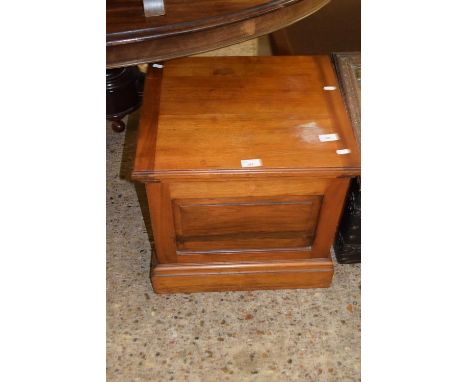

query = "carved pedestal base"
[106,66,144,132]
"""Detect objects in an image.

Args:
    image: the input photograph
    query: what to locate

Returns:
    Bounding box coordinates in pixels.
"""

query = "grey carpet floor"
[106,111,361,382]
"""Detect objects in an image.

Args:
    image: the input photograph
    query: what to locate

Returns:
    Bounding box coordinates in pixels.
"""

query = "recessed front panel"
[173,195,322,252]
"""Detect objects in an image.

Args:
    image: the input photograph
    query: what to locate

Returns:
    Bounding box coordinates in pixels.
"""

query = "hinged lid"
[133,56,360,181]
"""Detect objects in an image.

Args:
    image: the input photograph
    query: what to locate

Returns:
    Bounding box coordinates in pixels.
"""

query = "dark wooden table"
[107,0,330,68]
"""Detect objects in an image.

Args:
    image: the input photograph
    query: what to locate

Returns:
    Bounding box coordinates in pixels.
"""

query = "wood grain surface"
[133,56,360,181]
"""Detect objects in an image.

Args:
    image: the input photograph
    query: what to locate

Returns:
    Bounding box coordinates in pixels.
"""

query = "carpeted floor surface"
[106,40,360,382]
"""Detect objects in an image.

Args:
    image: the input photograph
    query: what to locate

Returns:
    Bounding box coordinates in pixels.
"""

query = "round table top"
[106,0,330,68]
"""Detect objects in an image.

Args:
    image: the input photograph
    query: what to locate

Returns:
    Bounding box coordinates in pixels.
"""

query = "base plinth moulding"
[151,258,333,293]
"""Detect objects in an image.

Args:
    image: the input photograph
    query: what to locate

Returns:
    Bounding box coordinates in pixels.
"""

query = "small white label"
[152,63,164,68]
[319,133,339,142]
[336,149,351,155]
[241,159,263,168]
[323,86,337,91]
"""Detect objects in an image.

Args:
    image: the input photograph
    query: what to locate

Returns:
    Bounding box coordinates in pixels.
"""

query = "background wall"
[270,0,360,54]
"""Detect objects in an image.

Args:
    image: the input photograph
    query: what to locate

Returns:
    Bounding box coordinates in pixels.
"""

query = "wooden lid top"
[133,56,360,181]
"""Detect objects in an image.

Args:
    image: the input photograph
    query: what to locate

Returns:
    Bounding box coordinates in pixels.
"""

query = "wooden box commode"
[133,56,360,293]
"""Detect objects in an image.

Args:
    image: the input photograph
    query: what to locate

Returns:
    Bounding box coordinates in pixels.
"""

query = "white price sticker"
[336,149,351,155]
[319,133,339,142]
[241,159,263,168]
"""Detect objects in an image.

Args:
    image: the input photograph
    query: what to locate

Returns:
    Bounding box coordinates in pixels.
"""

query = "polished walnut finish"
[106,0,329,67]
[133,56,360,293]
